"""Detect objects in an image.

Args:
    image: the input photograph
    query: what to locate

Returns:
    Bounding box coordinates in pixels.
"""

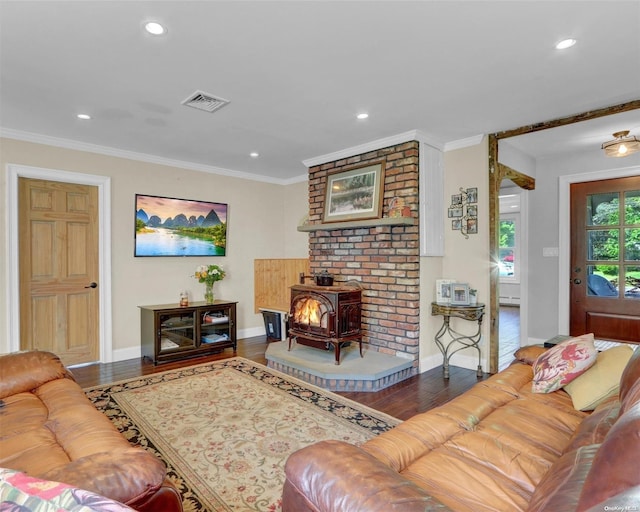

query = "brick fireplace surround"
[306,140,421,377]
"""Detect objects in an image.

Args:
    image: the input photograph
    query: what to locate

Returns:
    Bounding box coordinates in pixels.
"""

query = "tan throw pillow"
[564,345,634,411]
[532,333,597,393]
[513,345,548,365]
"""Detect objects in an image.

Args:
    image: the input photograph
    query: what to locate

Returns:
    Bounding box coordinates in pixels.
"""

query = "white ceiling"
[1,1,639,183]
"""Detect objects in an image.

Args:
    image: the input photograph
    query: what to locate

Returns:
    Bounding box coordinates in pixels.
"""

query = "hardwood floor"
[71,336,489,421]
[499,306,521,371]
[339,365,488,420]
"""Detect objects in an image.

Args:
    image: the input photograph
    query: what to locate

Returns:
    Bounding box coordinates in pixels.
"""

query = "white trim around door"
[5,164,113,363]
[558,165,640,335]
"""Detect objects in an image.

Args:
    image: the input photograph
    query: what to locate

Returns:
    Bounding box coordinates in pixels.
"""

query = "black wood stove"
[288,281,362,365]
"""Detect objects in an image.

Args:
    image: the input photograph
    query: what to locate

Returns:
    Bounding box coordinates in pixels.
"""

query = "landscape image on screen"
[135,194,227,257]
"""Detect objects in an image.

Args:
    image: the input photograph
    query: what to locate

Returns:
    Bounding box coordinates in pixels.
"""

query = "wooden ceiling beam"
[498,163,535,190]
[494,99,640,140]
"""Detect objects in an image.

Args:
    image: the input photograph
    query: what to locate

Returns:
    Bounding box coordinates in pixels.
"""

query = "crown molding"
[1,127,485,184]
[301,130,486,168]
[302,130,445,168]
[280,173,309,185]
[443,134,485,151]
[0,127,289,185]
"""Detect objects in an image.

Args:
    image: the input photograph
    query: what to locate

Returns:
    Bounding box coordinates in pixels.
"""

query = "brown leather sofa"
[0,350,183,511]
[283,345,640,512]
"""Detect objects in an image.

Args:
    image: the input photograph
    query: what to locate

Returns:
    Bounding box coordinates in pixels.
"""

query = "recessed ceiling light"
[250,152,259,158]
[144,21,166,35]
[356,113,369,120]
[76,114,91,120]
[555,38,576,50]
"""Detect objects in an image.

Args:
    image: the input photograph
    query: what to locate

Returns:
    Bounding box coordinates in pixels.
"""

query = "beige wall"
[282,180,309,257]
[0,138,309,359]
[418,255,443,369]
[420,138,491,372]
[1,137,490,370]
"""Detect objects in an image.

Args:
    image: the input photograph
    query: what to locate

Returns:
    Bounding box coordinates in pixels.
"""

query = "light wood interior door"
[570,176,640,342]
[19,178,100,365]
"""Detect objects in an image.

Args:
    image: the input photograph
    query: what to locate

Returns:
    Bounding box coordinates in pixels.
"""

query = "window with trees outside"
[499,214,519,282]
[586,190,640,299]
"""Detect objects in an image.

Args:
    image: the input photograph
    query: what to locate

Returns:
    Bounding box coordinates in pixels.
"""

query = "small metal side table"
[431,302,485,379]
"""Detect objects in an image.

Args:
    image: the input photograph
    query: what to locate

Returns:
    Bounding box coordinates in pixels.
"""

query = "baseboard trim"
[109,326,266,363]
[112,346,141,363]
[420,352,484,374]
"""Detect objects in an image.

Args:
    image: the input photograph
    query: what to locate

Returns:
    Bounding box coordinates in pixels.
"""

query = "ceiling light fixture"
[555,38,576,50]
[602,130,640,158]
[356,113,369,120]
[144,21,166,35]
[76,113,91,120]
[250,152,259,158]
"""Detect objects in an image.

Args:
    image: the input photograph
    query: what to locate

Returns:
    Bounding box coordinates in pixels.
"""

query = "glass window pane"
[587,265,619,297]
[587,192,619,226]
[499,259,514,277]
[624,190,640,225]
[625,228,640,261]
[625,265,640,299]
[500,220,515,247]
[588,229,619,261]
[499,220,515,278]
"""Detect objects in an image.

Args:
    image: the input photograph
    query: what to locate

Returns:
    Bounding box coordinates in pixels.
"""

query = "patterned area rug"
[84,357,400,512]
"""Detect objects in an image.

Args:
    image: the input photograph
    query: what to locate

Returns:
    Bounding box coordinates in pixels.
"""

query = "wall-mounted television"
[134,194,227,257]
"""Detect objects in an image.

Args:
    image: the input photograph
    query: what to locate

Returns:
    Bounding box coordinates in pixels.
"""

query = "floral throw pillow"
[532,333,597,393]
[0,467,136,511]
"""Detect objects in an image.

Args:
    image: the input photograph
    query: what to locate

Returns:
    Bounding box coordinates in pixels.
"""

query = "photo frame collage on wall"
[448,187,477,238]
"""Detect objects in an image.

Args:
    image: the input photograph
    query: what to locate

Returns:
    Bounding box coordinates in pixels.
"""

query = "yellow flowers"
[194,264,226,285]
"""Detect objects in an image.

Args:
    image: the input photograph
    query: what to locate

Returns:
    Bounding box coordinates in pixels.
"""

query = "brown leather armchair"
[0,350,182,512]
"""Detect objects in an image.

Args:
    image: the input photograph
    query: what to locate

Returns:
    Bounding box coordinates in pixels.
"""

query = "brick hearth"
[266,341,414,392]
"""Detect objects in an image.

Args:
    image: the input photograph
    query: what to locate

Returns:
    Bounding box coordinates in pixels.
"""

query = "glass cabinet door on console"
[159,310,197,354]
[140,301,237,364]
[200,307,233,348]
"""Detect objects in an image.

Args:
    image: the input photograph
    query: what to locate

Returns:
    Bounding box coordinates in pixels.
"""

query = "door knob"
[573,278,582,285]
[85,282,98,289]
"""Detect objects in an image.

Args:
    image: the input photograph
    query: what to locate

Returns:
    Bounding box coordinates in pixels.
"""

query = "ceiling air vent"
[181,90,230,113]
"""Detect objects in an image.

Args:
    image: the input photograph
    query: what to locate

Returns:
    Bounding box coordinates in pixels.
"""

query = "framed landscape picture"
[323,160,385,223]
[134,194,227,257]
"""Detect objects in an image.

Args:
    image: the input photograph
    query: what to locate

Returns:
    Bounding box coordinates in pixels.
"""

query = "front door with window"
[570,176,640,341]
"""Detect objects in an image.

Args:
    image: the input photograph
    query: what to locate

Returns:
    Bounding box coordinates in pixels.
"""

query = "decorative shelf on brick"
[297,216,415,232]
